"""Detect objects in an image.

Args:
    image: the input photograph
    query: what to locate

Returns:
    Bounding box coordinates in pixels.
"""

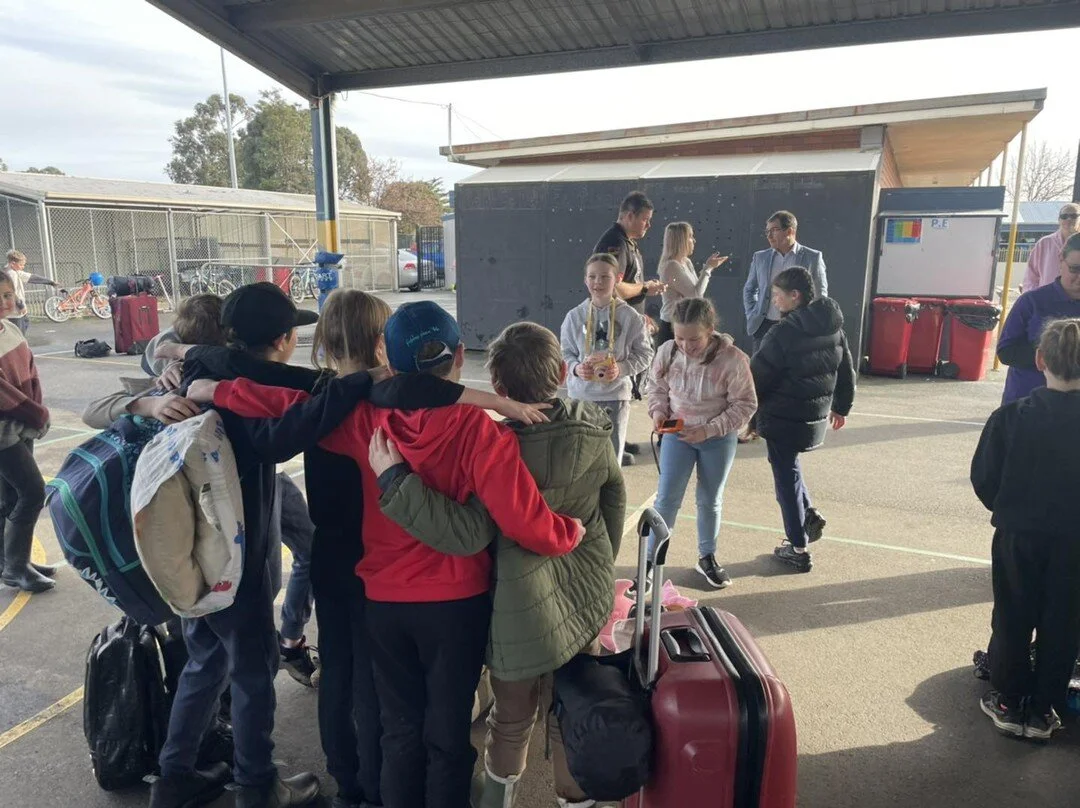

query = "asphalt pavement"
[1,297,1077,808]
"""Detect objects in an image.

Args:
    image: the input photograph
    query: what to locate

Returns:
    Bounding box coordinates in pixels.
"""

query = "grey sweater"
[560,297,653,402]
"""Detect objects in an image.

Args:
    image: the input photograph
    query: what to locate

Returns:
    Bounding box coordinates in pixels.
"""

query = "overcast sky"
[1,0,1076,190]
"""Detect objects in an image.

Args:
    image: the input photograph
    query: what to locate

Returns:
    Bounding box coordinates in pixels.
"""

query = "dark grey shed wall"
[455,171,878,356]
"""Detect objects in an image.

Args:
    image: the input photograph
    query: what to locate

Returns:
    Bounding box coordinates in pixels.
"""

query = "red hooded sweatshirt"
[214,378,580,603]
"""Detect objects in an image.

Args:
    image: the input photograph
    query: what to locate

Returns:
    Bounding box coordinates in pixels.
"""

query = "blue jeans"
[649,431,738,558]
[277,473,314,642]
[159,565,279,787]
[766,441,812,549]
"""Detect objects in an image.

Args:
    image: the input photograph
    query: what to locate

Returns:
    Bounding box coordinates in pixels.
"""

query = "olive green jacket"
[379,398,625,681]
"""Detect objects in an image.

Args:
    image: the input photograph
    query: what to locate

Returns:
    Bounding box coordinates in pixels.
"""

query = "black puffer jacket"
[751,297,856,452]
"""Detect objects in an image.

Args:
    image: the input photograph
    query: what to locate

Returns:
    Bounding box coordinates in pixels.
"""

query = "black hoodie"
[750,297,856,452]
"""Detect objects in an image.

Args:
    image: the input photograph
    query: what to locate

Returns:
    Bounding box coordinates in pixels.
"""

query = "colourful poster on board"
[885,218,922,244]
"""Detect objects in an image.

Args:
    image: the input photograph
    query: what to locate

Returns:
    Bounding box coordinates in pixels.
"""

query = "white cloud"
[1,0,1076,189]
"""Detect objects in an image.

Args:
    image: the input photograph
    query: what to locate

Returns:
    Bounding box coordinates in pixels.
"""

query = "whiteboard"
[876,215,998,297]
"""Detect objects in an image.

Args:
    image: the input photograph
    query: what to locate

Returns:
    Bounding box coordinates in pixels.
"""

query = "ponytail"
[1039,318,1080,381]
[772,267,815,309]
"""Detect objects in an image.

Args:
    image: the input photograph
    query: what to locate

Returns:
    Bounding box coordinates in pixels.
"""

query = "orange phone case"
[657,418,684,434]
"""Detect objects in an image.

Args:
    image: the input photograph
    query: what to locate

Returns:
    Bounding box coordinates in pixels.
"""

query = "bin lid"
[948,300,1002,317]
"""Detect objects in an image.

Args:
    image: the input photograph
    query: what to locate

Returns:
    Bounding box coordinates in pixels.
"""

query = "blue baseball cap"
[384,301,461,373]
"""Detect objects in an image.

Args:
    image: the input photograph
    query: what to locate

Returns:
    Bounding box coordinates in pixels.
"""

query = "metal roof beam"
[148,0,319,97]
[229,0,476,32]
[324,3,1080,90]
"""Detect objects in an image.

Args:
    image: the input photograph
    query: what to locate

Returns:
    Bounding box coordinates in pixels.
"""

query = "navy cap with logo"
[221,282,319,348]
[384,300,461,373]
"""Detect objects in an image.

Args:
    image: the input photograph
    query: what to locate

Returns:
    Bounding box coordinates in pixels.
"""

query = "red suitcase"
[111,293,159,355]
[623,510,798,808]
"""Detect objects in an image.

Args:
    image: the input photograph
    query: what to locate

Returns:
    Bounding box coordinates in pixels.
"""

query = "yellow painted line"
[0,687,84,752]
[0,537,49,632]
[35,354,136,369]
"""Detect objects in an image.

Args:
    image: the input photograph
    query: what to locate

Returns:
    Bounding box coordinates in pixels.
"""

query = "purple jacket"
[996,279,1080,403]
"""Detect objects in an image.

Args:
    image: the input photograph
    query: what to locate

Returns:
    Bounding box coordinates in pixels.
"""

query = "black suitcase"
[107,275,154,298]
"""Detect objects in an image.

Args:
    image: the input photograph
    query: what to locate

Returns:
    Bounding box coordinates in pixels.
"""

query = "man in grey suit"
[743,210,829,353]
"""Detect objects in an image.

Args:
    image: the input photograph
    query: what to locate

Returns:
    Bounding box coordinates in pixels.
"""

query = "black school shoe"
[628,562,654,598]
[804,508,827,543]
[979,691,1025,738]
[149,762,231,808]
[773,542,813,572]
[696,555,732,589]
[235,772,320,808]
[1024,706,1063,741]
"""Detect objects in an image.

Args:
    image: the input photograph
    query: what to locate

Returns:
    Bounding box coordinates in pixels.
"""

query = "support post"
[37,202,54,281]
[999,141,1009,186]
[311,94,340,253]
[1074,138,1080,204]
[994,122,1029,371]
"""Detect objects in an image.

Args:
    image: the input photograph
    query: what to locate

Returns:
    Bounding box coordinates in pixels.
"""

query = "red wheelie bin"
[942,299,1002,381]
[868,297,920,378]
[908,297,948,374]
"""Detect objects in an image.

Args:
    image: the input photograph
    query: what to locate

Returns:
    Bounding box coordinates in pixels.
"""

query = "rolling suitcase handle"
[634,507,671,688]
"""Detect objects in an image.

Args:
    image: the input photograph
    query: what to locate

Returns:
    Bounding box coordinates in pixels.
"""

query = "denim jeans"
[277,473,314,642]
[766,440,812,549]
[649,431,738,558]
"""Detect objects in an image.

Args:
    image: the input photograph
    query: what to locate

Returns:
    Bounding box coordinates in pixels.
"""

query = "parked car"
[398,249,420,291]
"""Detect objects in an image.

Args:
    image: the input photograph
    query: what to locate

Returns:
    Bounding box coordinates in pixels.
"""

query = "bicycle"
[44,279,111,322]
[188,266,237,298]
[285,265,317,303]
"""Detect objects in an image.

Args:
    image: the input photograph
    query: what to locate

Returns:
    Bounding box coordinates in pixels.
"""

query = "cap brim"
[294,309,319,328]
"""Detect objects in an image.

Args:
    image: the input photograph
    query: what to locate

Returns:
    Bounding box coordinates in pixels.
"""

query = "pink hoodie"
[646,334,757,438]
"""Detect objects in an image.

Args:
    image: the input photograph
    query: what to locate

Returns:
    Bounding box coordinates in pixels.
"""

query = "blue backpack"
[46,416,173,626]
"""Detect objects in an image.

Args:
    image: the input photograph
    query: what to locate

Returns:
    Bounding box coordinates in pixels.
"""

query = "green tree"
[166,93,250,186]
[378,180,444,231]
[336,126,372,203]
[24,166,65,175]
[239,90,313,194]
[0,158,7,172]
[425,177,451,214]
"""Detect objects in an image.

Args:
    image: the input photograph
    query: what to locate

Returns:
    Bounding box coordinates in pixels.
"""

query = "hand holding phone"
[656,418,684,434]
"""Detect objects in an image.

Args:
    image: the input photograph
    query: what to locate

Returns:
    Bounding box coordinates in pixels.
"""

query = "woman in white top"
[656,222,727,345]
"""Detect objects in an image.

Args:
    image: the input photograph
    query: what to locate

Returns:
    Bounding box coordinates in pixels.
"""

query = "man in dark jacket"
[593,191,665,449]
[750,269,855,572]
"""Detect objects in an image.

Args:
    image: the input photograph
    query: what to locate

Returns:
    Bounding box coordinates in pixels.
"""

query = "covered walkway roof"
[147,1,1080,97]
[441,89,1044,188]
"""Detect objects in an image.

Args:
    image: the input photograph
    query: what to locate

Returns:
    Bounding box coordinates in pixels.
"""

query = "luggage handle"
[634,507,670,688]
[661,627,711,663]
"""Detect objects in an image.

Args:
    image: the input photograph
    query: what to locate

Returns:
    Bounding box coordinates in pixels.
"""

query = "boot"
[235,772,320,808]
[1,519,54,593]
[0,520,60,579]
[149,762,231,808]
[479,764,522,808]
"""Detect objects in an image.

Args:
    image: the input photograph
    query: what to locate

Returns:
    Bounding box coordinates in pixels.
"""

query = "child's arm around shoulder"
[461,407,582,556]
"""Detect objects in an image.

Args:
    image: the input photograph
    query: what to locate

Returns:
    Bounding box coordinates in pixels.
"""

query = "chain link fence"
[0,199,399,318]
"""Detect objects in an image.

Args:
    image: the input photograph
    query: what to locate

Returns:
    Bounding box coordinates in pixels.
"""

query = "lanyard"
[585,298,618,357]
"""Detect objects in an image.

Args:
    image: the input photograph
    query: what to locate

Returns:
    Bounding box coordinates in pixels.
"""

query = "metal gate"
[416,226,445,289]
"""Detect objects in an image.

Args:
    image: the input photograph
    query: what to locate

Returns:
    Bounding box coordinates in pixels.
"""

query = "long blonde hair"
[660,222,693,266]
[311,289,391,372]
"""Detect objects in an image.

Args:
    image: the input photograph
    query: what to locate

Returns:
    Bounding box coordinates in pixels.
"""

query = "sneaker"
[1024,707,1063,741]
[979,691,1025,737]
[620,453,637,467]
[280,637,319,688]
[628,562,653,597]
[696,555,732,589]
[624,442,643,455]
[804,508,826,543]
[773,542,812,572]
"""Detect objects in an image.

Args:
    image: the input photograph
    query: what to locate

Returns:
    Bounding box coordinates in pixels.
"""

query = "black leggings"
[0,439,45,525]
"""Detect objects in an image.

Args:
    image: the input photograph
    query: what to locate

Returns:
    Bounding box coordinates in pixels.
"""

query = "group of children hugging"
[2,216,1075,808]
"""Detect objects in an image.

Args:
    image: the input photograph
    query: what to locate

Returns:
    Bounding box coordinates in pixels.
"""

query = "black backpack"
[83,618,234,791]
[74,339,112,358]
[107,275,154,298]
[553,650,654,801]
[84,617,171,790]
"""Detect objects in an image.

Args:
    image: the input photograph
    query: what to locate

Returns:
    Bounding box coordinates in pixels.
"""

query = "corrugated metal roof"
[1006,200,1074,225]
[0,172,398,217]
[458,150,881,184]
[147,1,1080,97]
